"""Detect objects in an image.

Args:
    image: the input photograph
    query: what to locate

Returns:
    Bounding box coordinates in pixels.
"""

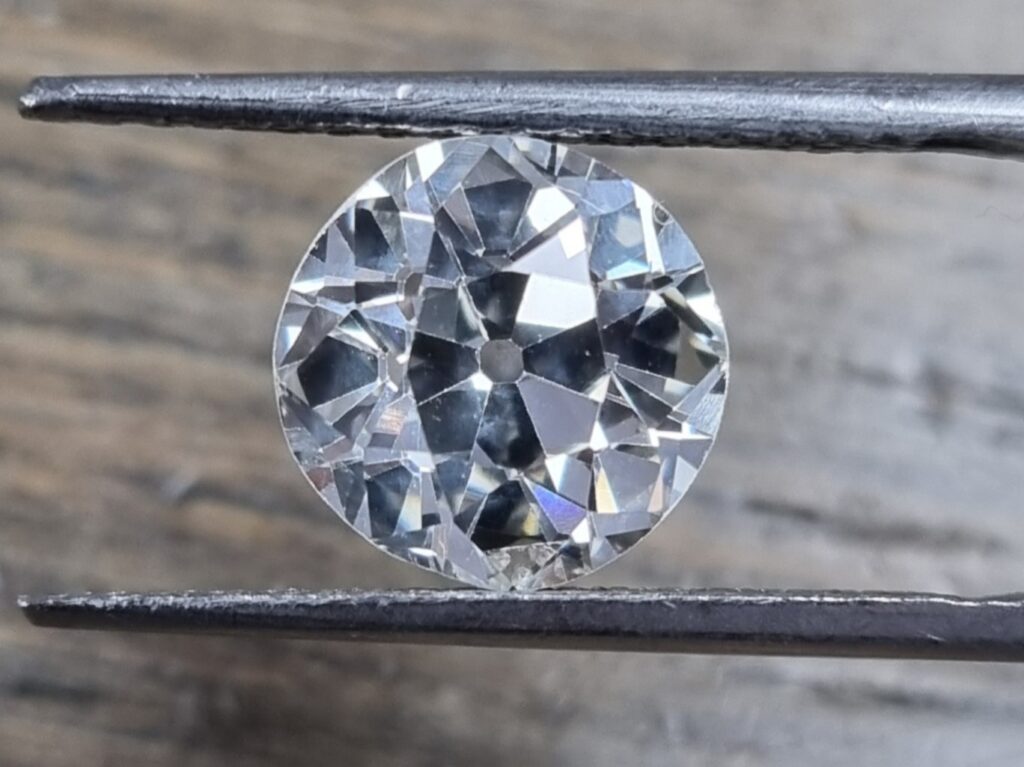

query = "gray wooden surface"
[2,2,1024,765]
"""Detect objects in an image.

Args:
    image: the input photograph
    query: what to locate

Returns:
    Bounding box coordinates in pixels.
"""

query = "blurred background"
[2,1,1024,765]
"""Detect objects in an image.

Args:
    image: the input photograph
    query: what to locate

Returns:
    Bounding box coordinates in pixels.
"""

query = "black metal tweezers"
[17,72,1024,661]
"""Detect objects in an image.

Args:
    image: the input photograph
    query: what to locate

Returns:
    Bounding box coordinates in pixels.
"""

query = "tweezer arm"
[18,72,1024,158]
[20,589,1024,661]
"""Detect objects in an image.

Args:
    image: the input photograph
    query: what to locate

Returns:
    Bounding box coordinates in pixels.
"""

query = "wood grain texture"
[2,1,1024,765]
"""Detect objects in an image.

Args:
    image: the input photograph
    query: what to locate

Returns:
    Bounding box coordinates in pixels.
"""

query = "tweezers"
[18,71,1024,155]
[17,72,1024,660]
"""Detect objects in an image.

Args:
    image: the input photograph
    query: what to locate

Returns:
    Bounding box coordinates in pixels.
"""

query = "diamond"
[273,136,728,590]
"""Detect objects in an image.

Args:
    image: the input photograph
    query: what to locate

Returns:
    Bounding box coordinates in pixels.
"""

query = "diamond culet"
[479,339,524,383]
[273,136,729,590]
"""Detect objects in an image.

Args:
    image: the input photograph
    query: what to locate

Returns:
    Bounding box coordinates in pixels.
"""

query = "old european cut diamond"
[274,136,728,590]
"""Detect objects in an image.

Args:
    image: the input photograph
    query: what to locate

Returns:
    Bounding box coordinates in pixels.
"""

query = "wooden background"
[2,2,1024,765]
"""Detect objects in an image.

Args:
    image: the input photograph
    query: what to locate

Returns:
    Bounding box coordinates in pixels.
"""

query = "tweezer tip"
[17,595,43,624]
[18,77,77,120]
[18,79,48,118]
[18,593,86,628]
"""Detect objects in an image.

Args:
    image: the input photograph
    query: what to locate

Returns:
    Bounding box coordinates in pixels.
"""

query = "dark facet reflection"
[477,383,544,469]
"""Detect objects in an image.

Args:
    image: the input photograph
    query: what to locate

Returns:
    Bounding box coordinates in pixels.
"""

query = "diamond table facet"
[274,136,729,590]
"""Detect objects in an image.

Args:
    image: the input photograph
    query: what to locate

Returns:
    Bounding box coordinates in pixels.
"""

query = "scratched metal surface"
[19,589,1024,661]
[19,72,1024,156]
[3,1,1024,766]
